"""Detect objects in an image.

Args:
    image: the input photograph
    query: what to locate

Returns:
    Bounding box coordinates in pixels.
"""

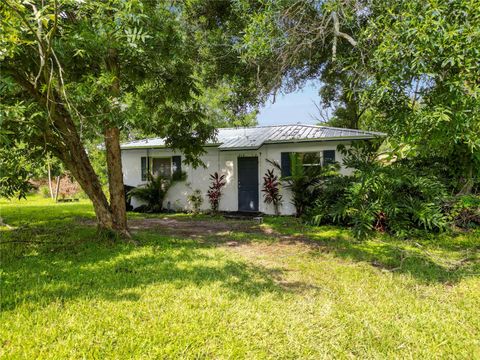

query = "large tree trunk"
[104,126,128,234]
[54,117,116,231]
[103,47,129,235]
[47,106,121,232]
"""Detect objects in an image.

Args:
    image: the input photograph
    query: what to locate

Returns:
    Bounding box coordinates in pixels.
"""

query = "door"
[238,157,259,212]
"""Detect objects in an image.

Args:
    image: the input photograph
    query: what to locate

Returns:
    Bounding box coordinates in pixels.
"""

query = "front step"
[222,212,263,223]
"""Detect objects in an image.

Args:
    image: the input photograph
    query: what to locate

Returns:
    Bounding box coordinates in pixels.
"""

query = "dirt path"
[127,217,263,237]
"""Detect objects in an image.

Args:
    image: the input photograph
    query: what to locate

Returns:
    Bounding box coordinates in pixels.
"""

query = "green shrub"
[77,190,90,200]
[268,155,339,217]
[187,189,203,214]
[39,185,51,198]
[309,142,449,239]
[445,195,480,229]
[127,175,172,213]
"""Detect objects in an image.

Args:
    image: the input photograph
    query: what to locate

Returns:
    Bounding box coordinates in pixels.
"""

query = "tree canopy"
[0,0,257,233]
[187,0,479,192]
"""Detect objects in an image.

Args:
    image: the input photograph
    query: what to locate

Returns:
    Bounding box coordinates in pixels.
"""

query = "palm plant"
[268,154,338,217]
[127,175,172,212]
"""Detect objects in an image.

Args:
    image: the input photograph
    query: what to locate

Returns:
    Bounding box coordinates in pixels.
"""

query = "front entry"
[237,157,259,212]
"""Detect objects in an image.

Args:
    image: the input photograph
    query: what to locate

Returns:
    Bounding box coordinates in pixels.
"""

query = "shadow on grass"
[262,217,480,284]
[2,215,479,312]
[0,224,293,312]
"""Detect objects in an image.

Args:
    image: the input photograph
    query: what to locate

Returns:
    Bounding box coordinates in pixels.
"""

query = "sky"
[256,80,322,126]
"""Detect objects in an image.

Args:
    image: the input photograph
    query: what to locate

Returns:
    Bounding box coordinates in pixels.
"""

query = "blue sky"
[256,80,322,126]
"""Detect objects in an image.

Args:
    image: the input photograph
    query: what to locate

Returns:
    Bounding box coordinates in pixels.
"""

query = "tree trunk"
[104,47,129,236]
[47,156,54,199]
[51,111,118,232]
[458,162,474,195]
[105,126,128,233]
[54,175,61,202]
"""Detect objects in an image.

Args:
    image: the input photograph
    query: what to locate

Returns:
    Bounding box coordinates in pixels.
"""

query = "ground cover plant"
[1,197,479,359]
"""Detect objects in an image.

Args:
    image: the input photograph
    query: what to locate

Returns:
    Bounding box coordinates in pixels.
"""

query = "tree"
[356,0,480,194]
[187,0,480,193]
[1,1,219,235]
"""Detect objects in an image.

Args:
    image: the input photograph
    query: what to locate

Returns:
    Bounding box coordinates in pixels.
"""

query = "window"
[300,152,322,168]
[141,156,182,181]
[151,157,171,178]
[323,150,336,166]
[280,150,336,177]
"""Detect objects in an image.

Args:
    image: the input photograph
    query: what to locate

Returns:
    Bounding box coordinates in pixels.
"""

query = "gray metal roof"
[121,124,385,150]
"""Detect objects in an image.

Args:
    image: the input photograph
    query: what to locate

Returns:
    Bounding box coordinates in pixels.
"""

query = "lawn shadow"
[0,224,293,312]
[260,219,480,284]
[123,216,480,285]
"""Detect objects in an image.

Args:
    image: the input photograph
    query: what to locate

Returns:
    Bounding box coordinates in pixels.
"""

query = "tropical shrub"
[444,195,480,229]
[309,142,449,239]
[268,155,339,217]
[187,189,204,214]
[127,175,172,213]
[172,170,188,182]
[207,172,226,212]
[262,169,283,215]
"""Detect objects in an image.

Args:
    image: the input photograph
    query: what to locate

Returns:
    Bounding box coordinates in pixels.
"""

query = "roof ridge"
[217,123,318,130]
[314,125,382,134]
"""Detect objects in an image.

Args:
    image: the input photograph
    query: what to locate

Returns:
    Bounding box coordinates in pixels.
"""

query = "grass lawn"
[1,196,479,359]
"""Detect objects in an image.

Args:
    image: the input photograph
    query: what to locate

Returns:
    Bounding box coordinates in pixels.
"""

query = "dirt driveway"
[128,217,267,237]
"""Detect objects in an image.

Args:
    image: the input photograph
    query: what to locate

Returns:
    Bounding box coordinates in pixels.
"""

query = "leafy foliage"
[444,195,480,230]
[207,172,226,212]
[198,0,480,192]
[0,143,44,199]
[187,189,204,215]
[261,169,283,215]
[127,175,172,213]
[269,155,339,217]
[310,143,449,239]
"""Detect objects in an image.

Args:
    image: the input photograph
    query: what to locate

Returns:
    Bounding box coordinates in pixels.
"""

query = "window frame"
[149,156,172,179]
[300,151,322,168]
[296,150,336,169]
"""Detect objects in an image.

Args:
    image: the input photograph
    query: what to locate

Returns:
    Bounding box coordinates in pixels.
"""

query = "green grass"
[1,196,479,359]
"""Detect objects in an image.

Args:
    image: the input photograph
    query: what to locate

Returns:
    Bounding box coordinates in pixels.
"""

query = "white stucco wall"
[121,141,354,215]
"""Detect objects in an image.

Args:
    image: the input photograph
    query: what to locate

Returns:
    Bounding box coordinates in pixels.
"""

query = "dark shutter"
[141,157,147,181]
[172,155,182,176]
[323,150,335,166]
[280,152,291,177]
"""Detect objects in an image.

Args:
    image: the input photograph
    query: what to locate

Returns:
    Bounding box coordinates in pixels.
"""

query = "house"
[121,124,384,215]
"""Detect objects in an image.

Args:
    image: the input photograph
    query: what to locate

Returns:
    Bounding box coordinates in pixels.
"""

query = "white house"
[121,124,384,215]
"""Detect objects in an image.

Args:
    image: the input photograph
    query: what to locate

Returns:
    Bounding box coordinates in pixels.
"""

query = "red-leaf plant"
[207,172,227,212]
[262,169,283,215]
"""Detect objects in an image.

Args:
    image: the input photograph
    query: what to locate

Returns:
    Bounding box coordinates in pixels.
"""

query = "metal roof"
[121,124,385,150]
